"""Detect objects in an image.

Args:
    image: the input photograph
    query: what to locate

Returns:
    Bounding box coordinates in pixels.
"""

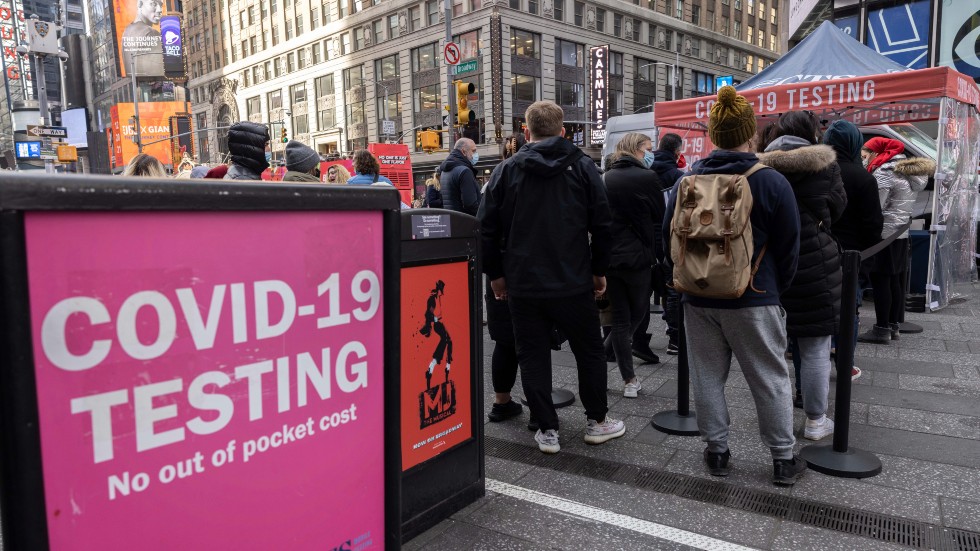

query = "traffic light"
[417,130,440,153]
[280,128,288,143]
[455,81,475,126]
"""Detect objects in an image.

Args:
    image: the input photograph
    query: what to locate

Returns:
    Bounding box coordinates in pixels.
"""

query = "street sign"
[715,75,734,89]
[27,125,68,138]
[382,119,396,136]
[443,115,451,126]
[452,60,478,75]
[444,42,461,65]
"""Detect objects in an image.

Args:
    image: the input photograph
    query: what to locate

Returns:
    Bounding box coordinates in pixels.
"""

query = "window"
[648,24,656,46]
[635,92,654,113]
[528,0,537,14]
[510,29,540,58]
[272,25,279,46]
[676,32,683,53]
[721,0,728,4]
[299,48,308,69]
[265,61,272,79]
[240,40,247,59]
[272,0,278,13]
[733,20,741,40]
[262,32,268,50]
[344,65,364,88]
[452,0,463,16]
[239,11,245,27]
[291,83,308,104]
[412,43,439,71]
[312,43,322,64]
[706,9,714,31]
[409,6,421,31]
[609,51,623,75]
[770,34,776,52]
[252,66,260,83]
[596,9,605,32]
[574,1,583,26]
[663,29,673,50]
[338,0,347,18]
[388,14,399,39]
[415,84,440,111]
[555,39,584,67]
[758,1,765,19]
[691,38,700,58]
[286,21,293,40]
[454,29,480,60]
[635,57,654,81]
[691,5,699,25]
[556,81,583,107]
[269,89,283,110]
[721,16,729,36]
[297,15,304,35]
[745,54,753,71]
[770,7,776,24]
[316,74,337,130]
[317,73,336,96]
[354,27,365,50]
[758,31,765,48]
[613,13,622,37]
[247,96,262,117]
[554,0,563,20]
[373,19,383,44]
[469,0,482,11]
[509,0,519,9]
[426,0,439,24]
[249,36,256,55]
[734,0,741,9]
[342,34,351,55]
[747,26,753,45]
[675,0,682,19]
[511,74,539,102]
[287,52,296,72]
[757,57,763,72]
[609,90,622,114]
[376,54,398,80]
[248,6,256,24]
[274,57,282,77]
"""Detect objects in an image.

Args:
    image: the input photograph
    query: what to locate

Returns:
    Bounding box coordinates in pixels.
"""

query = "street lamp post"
[638,52,681,101]
[16,15,69,174]
[357,76,392,138]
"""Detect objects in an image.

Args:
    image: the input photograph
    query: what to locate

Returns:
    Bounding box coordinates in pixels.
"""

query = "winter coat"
[347,172,394,185]
[831,158,884,252]
[282,171,321,182]
[425,184,444,208]
[226,122,270,176]
[224,163,264,181]
[758,136,847,337]
[649,150,685,190]
[664,150,801,310]
[439,149,481,215]
[478,136,612,298]
[872,156,934,240]
[602,156,666,270]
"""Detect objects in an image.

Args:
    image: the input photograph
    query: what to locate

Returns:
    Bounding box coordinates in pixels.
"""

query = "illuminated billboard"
[160,15,185,79]
[113,0,166,78]
[109,102,188,169]
[938,3,980,83]
[590,45,608,146]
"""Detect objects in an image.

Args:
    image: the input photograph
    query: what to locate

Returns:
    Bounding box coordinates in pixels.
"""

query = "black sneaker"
[631,344,660,365]
[666,341,679,355]
[772,455,808,486]
[487,400,522,422]
[703,448,731,476]
[527,416,539,432]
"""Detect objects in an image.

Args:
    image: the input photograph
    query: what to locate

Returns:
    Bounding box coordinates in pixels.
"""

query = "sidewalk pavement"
[406,286,980,550]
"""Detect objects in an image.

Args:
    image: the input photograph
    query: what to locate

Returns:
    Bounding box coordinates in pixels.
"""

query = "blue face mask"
[471,152,480,164]
[265,151,272,163]
[643,150,656,169]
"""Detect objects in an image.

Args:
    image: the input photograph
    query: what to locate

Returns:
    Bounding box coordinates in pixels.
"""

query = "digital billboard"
[865,0,930,69]
[62,108,89,148]
[110,102,188,169]
[938,3,980,83]
[113,0,166,78]
[160,15,185,79]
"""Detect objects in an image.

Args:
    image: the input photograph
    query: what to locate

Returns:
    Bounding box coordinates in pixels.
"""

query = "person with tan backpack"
[664,86,807,486]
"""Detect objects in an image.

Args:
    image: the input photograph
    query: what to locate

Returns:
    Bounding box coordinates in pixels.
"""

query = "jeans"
[509,292,609,432]
[790,335,832,420]
[604,269,651,382]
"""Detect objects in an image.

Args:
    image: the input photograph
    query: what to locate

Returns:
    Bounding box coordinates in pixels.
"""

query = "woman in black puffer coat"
[602,132,666,398]
[758,111,846,442]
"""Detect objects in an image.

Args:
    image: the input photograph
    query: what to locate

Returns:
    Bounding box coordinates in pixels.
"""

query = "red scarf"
[864,137,904,173]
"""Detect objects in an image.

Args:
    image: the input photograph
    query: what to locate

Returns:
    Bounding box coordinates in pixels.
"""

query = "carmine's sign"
[590,45,609,146]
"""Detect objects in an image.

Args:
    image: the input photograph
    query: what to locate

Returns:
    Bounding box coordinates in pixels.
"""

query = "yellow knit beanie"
[708,86,757,149]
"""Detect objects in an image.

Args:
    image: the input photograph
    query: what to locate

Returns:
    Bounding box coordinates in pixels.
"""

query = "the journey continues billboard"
[113,0,165,77]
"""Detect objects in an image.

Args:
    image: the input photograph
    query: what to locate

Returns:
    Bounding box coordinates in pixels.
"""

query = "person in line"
[424,170,443,208]
[479,100,625,454]
[858,138,935,343]
[822,120,884,384]
[224,122,270,180]
[651,133,686,356]
[665,86,807,485]
[602,132,665,397]
[347,150,394,185]
[439,138,481,215]
[122,153,167,178]
[204,164,229,179]
[324,164,351,184]
[758,111,846,441]
[190,165,211,178]
[282,140,322,183]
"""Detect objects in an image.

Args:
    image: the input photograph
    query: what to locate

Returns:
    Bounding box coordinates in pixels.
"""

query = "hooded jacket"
[602,155,666,270]
[425,182,444,208]
[822,122,884,252]
[872,156,934,240]
[664,150,800,310]
[282,171,321,182]
[758,136,846,337]
[478,136,612,298]
[439,148,481,215]
[649,150,685,190]
[224,122,269,179]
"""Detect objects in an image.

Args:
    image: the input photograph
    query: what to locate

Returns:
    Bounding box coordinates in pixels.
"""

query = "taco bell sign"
[590,45,608,145]
[160,15,184,78]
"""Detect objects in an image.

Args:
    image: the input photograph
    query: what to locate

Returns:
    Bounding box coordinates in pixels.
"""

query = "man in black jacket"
[224,122,270,180]
[439,138,481,215]
[650,133,685,189]
[478,101,626,454]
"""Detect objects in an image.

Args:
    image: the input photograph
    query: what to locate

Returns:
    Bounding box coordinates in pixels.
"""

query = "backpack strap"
[749,243,768,294]
[742,163,768,178]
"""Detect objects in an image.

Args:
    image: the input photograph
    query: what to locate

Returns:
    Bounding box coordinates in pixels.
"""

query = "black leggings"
[869,271,903,327]
[491,338,519,393]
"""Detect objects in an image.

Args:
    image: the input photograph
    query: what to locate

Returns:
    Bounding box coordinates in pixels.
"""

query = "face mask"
[265,152,272,163]
[471,152,480,164]
[862,157,870,168]
[643,150,656,169]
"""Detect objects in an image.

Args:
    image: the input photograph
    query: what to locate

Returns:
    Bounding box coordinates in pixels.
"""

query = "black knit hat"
[285,140,320,173]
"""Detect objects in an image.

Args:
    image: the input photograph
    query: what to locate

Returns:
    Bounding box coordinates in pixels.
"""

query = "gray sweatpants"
[684,304,796,460]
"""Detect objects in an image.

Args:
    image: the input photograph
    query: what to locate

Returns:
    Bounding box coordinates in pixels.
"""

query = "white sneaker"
[535,429,560,454]
[623,379,642,398]
[584,417,626,444]
[804,415,835,440]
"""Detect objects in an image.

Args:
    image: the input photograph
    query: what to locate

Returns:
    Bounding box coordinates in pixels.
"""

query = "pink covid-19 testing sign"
[24,210,385,550]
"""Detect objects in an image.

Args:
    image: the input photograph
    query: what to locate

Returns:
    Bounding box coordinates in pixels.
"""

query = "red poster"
[400,262,471,471]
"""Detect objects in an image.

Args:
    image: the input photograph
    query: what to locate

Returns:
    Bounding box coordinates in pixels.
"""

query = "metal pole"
[34,54,55,174]
[131,71,142,154]
[674,50,679,100]
[444,0,456,147]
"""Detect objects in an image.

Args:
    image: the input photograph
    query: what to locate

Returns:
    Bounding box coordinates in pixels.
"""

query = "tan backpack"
[670,164,767,299]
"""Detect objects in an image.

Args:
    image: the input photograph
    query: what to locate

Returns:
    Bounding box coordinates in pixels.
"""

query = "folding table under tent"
[654,22,980,311]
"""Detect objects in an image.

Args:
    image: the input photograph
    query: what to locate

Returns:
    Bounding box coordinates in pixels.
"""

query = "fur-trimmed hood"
[893,156,936,176]
[757,140,837,174]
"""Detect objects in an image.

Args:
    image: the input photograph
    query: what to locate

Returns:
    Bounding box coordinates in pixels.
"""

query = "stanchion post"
[898,239,923,333]
[652,299,699,436]
[800,250,882,477]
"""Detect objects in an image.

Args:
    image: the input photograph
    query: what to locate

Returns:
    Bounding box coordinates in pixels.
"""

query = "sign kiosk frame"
[0,174,402,550]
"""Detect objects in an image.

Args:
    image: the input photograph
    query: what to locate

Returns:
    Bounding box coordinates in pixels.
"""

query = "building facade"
[185,0,780,168]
